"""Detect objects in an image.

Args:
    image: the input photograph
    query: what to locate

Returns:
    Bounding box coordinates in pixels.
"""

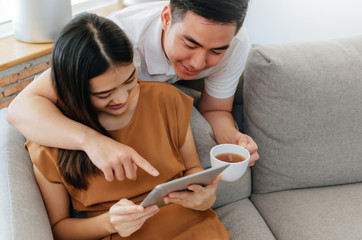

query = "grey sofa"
[1,35,362,240]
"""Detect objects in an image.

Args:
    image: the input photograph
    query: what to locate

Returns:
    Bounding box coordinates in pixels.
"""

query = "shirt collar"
[144,17,175,76]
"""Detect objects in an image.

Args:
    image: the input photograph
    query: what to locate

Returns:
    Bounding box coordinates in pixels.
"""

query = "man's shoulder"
[225,27,249,57]
[107,1,168,26]
[234,27,249,43]
[107,2,168,45]
[216,27,250,66]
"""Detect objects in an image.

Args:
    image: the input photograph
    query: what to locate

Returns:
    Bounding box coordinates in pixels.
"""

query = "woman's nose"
[112,88,128,104]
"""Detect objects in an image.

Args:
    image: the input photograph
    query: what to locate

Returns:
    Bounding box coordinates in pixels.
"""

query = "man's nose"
[190,51,207,70]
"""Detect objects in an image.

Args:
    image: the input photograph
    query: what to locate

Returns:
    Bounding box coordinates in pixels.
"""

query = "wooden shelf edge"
[0,3,125,71]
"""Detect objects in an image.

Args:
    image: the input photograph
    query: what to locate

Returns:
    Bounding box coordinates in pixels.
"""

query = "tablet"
[140,164,229,208]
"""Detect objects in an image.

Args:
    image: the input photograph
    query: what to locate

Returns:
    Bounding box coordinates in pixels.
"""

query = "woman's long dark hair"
[51,13,133,189]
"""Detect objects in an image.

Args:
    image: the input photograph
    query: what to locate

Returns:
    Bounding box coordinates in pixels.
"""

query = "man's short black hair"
[170,0,249,34]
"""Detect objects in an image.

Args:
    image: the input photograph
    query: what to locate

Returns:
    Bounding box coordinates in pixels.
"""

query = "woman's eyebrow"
[91,89,112,95]
[91,68,136,95]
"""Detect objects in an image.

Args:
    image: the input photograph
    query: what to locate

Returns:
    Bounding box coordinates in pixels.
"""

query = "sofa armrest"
[0,108,53,240]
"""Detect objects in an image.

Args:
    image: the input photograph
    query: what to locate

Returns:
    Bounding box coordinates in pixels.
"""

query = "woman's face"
[89,63,138,117]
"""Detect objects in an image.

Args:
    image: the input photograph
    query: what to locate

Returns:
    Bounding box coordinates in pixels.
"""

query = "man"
[7,0,258,182]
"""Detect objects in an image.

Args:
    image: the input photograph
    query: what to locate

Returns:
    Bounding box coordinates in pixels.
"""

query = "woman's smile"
[107,102,126,110]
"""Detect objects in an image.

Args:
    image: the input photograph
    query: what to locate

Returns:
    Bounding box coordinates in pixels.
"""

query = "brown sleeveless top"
[26,81,230,240]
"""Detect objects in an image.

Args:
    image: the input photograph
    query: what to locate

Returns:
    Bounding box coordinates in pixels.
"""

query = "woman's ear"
[161,4,172,31]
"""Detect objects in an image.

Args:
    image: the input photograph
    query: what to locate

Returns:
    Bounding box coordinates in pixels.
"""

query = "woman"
[26,13,230,239]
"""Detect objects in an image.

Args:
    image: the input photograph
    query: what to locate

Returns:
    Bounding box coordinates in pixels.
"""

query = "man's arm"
[198,90,259,166]
[7,69,91,149]
[7,69,158,180]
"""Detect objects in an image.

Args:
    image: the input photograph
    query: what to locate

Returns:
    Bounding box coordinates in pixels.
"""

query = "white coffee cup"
[210,144,250,182]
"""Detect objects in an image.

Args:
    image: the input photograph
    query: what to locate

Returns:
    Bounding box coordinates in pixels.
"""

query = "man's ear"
[161,4,172,31]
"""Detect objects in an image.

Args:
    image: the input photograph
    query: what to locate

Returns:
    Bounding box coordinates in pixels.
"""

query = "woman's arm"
[33,166,115,240]
[179,124,204,176]
[163,124,221,210]
[34,166,159,239]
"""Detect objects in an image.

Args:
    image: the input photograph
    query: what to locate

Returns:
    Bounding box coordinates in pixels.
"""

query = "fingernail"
[152,170,159,176]
[241,142,247,147]
[150,205,158,211]
[136,206,143,211]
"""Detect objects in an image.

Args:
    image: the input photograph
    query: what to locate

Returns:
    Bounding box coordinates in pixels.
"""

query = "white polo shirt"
[107,1,250,99]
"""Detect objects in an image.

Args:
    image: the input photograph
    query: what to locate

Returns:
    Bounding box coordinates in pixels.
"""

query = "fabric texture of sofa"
[244,35,362,240]
[1,35,361,239]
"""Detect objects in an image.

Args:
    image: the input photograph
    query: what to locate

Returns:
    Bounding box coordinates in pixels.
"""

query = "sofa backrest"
[244,36,362,194]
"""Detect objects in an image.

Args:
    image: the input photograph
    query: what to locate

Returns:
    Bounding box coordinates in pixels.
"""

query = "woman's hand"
[109,199,159,237]
[163,174,222,211]
[83,133,159,181]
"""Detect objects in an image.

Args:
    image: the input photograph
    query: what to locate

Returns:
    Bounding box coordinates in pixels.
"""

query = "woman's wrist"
[101,212,117,235]
[183,167,203,176]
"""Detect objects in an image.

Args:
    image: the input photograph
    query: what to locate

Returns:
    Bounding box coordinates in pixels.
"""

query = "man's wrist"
[78,127,101,152]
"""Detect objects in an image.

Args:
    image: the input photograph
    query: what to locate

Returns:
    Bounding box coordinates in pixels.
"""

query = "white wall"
[243,0,362,45]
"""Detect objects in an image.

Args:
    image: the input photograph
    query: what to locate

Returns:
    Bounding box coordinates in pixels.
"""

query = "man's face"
[161,6,237,80]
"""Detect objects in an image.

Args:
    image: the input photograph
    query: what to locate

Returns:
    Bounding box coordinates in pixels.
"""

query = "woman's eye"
[97,94,111,99]
[125,77,135,84]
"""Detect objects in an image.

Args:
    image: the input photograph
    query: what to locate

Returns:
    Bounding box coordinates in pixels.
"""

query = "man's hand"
[231,132,259,167]
[83,133,159,181]
[163,174,222,211]
[198,90,259,167]
[109,199,159,237]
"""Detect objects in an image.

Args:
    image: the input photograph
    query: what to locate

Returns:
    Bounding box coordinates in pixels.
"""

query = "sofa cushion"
[215,198,275,240]
[0,108,53,239]
[251,183,362,240]
[244,36,362,193]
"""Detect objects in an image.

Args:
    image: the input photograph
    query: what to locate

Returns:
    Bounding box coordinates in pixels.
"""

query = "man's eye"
[185,43,196,49]
[211,50,222,55]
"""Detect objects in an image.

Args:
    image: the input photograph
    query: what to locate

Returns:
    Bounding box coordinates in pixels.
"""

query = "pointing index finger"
[131,151,159,177]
